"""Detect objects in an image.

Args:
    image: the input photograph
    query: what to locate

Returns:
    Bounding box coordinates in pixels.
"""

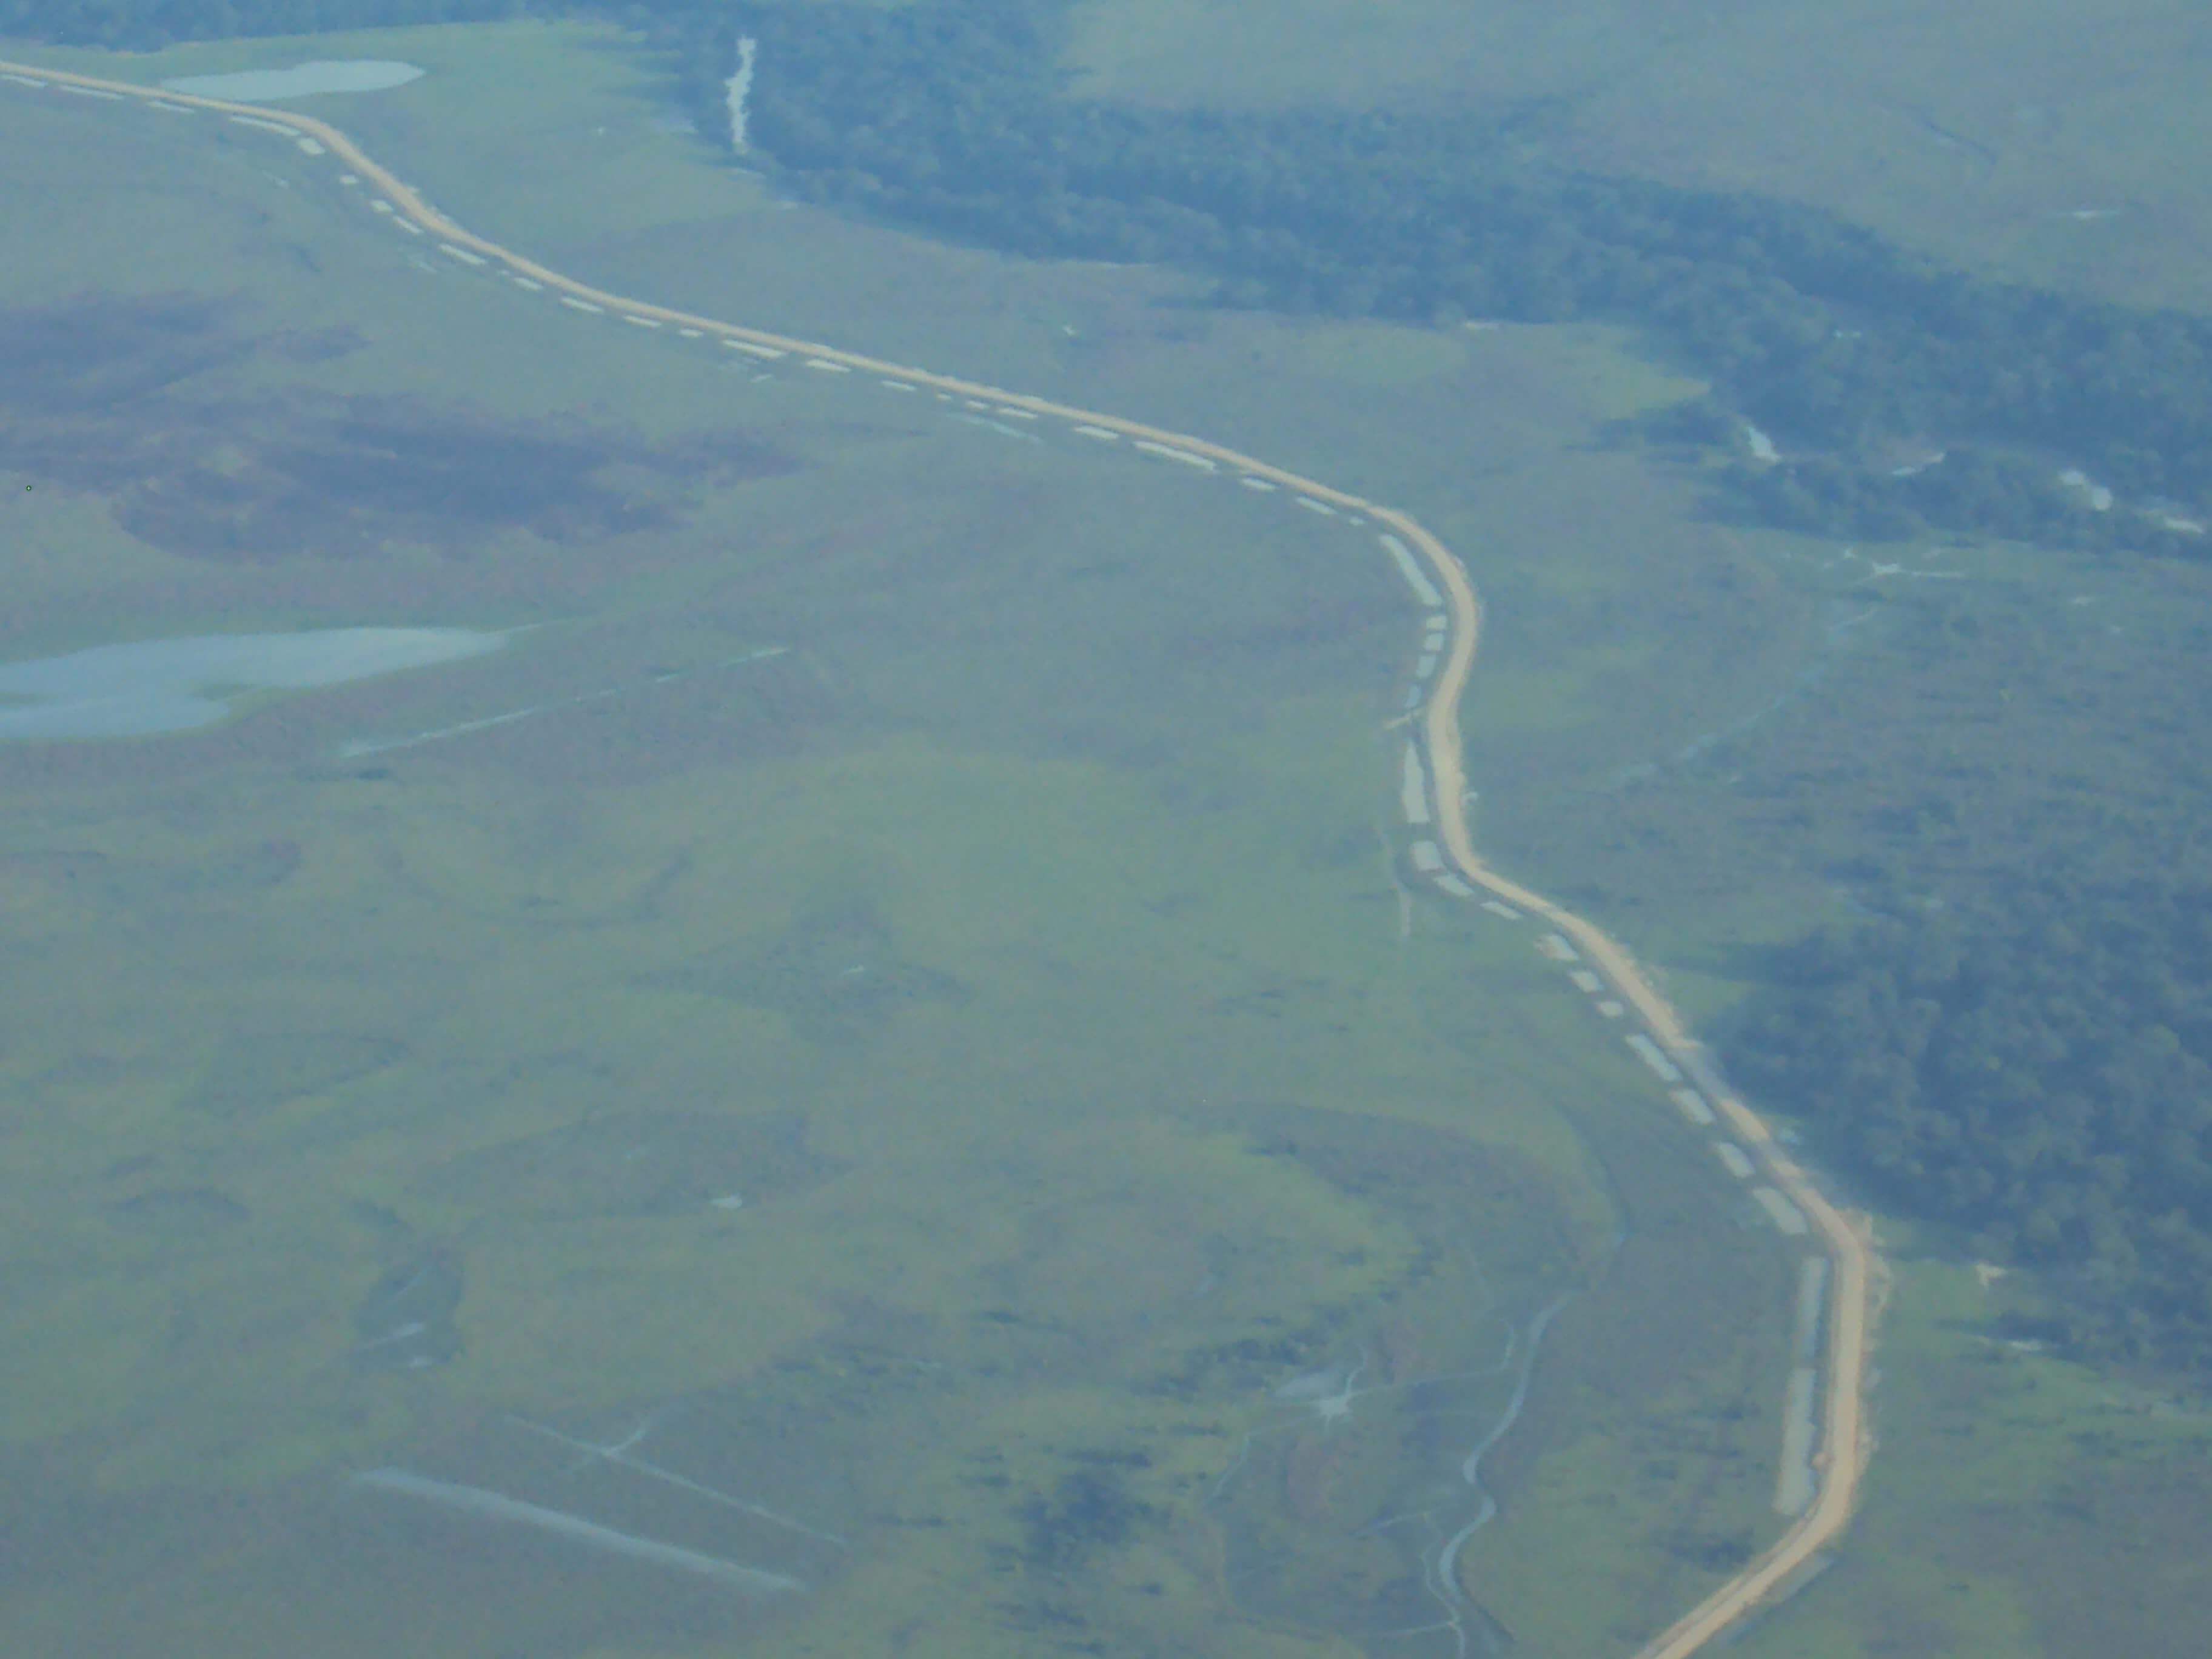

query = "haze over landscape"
[1,4,2208,1657]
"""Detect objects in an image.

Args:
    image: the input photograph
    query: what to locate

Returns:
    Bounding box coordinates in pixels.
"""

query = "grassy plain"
[1064,0,2212,316]
[1728,1237,2212,1659]
[1062,3,2212,1655]
[0,22,1815,1659]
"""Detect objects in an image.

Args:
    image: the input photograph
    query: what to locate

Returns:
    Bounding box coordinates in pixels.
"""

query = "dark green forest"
[1724,889,2212,1372]
[9,0,2210,552]
[671,0,2210,559]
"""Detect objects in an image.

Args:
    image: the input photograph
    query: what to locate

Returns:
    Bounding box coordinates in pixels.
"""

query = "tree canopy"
[10,0,2210,557]
[680,0,2211,558]
[1724,886,2212,1372]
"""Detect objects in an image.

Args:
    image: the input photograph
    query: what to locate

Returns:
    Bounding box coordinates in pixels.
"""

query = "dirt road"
[0,53,1879,1655]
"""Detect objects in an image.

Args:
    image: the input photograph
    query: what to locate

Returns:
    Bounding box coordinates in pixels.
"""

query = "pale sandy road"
[1,55,1879,1656]
[1395,506,1878,1656]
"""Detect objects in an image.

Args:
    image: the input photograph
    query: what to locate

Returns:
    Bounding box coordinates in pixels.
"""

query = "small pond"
[0,627,504,740]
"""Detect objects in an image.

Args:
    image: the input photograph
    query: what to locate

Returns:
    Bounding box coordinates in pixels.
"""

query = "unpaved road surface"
[0,53,1881,1657]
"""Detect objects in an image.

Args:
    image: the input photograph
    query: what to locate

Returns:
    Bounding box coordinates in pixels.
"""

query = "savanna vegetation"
[10,0,2210,554]
[676,0,2211,559]
[655,0,2212,1376]
[8,3,2212,1648]
[0,49,1814,1653]
[14,0,2212,1364]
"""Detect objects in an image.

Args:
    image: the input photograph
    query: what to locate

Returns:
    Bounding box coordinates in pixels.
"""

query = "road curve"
[0,53,1880,1656]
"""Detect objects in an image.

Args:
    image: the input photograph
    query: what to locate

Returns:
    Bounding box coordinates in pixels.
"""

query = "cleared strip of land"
[1401,743,1432,826]
[0,54,1882,1659]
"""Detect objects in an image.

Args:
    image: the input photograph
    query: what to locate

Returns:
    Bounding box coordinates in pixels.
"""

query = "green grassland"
[757,4,2212,1655]
[768,9,2212,1657]
[1063,0,2212,317]
[19,13,2206,1659]
[0,24,1817,1659]
[1051,8,2212,1657]
[1729,1237,2212,1659]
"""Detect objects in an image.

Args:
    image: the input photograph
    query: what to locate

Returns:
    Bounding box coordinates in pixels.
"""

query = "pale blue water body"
[159,61,423,101]
[0,628,504,740]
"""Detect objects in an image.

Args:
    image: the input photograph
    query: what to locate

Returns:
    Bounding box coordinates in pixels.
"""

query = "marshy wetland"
[0,27,1815,1657]
[12,12,2210,1659]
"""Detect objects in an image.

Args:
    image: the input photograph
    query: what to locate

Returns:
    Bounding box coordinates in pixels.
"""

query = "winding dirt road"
[0,53,1879,1656]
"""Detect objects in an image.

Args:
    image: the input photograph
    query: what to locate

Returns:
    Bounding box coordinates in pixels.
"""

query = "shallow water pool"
[0,626,504,740]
